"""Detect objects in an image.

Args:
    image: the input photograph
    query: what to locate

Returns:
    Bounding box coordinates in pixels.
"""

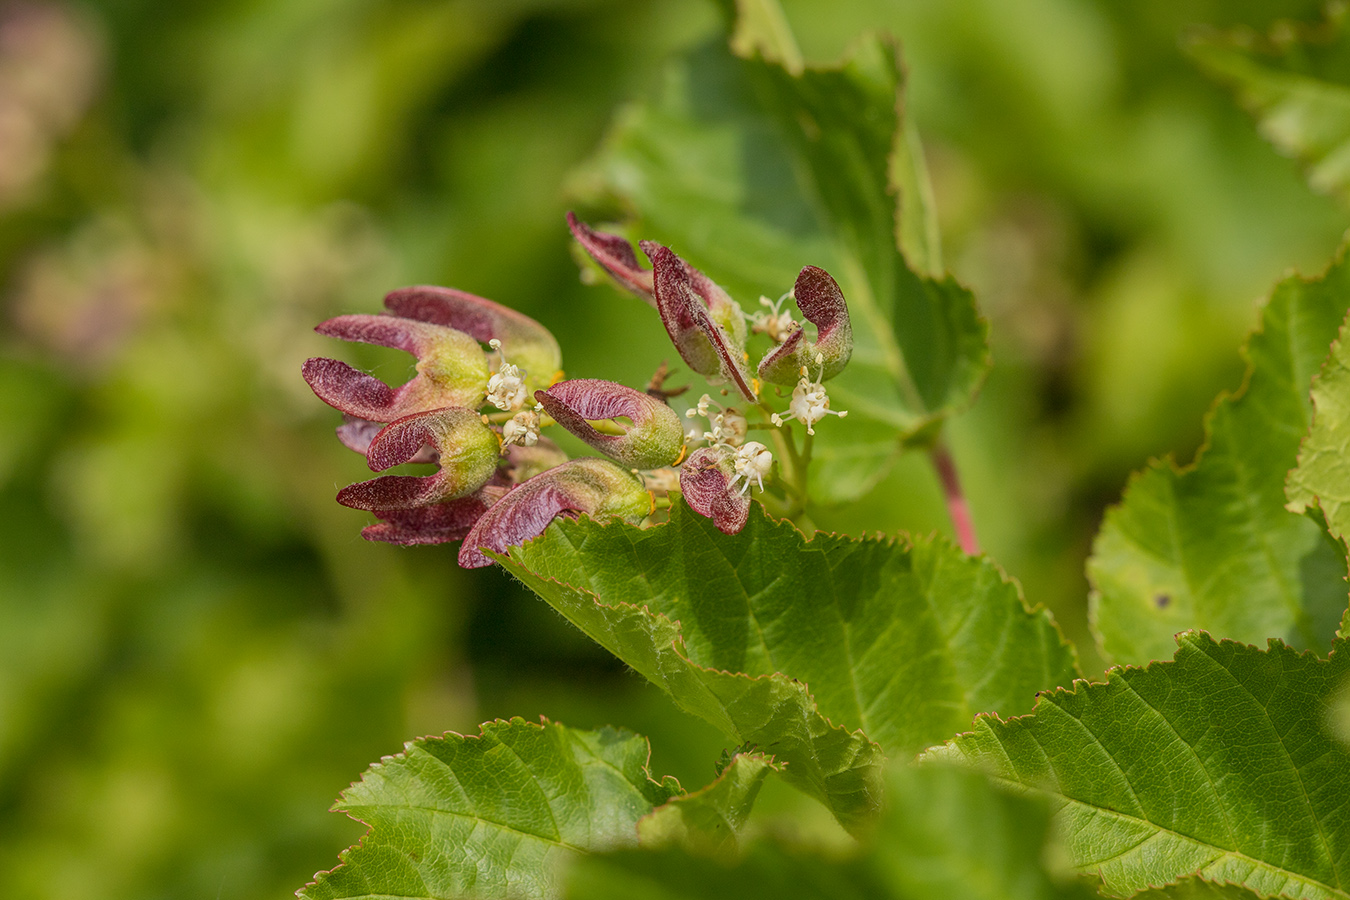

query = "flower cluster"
[305,215,854,565]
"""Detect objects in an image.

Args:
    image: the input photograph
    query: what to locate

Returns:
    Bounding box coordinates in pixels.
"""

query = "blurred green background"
[0,0,1345,897]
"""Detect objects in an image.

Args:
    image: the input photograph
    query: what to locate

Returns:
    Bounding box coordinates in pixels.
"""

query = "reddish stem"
[930,443,979,555]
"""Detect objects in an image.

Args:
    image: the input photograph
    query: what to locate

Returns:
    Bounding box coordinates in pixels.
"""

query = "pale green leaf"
[573,34,988,502]
[299,717,680,900]
[1188,24,1350,205]
[930,632,1350,900]
[638,751,779,860]
[725,0,803,75]
[564,763,1099,900]
[1287,311,1350,545]
[1088,249,1350,665]
[498,501,1078,828]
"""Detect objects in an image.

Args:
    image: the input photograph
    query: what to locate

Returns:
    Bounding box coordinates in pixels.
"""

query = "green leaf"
[1088,248,1350,665]
[508,502,1078,754]
[498,501,1078,828]
[1287,311,1350,546]
[638,751,779,860]
[496,544,884,833]
[572,34,989,502]
[564,763,1099,900]
[300,717,680,900]
[1188,22,1350,206]
[930,632,1350,900]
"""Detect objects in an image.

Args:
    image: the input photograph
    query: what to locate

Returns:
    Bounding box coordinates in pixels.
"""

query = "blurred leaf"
[638,751,778,860]
[499,501,1077,828]
[1088,247,1350,665]
[0,359,72,488]
[726,0,803,75]
[1287,309,1350,547]
[573,33,988,503]
[931,632,1350,899]
[566,763,1099,900]
[300,718,680,900]
[1189,18,1350,205]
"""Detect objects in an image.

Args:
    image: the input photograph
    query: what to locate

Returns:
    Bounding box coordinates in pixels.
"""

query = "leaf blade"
[1089,248,1350,665]
[299,718,680,900]
[499,501,1078,827]
[1287,312,1350,547]
[931,633,1350,899]
[498,535,887,834]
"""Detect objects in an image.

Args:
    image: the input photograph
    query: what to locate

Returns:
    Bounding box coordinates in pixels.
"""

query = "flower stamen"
[727,441,773,495]
[770,352,848,435]
[684,393,748,447]
[485,338,529,411]
[751,292,799,344]
[501,404,542,449]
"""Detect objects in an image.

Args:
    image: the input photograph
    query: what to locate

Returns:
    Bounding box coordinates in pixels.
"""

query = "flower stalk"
[930,442,979,555]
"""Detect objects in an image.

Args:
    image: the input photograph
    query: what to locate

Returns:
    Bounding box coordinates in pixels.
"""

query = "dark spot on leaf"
[1154,593,1171,609]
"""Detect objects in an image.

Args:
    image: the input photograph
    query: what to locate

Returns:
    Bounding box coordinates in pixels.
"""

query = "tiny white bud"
[502,408,541,449]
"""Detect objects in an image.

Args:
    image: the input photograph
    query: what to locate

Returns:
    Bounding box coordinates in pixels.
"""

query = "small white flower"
[501,406,541,449]
[485,338,529,411]
[770,353,847,436]
[752,292,799,344]
[684,393,748,447]
[716,408,748,446]
[729,441,773,495]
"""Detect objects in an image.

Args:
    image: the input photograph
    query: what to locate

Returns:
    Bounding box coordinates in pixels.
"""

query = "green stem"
[758,401,799,483]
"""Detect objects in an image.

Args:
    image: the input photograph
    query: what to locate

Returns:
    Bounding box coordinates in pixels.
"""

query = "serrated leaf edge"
[1285,309,1350,525]
[1132,872,1300,900]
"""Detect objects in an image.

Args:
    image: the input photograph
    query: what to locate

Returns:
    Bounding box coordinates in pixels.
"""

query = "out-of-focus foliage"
[1189,9,1350,205]
[1089,241,1350,665]
[0,2,719,898]
[2,1,1349,899]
